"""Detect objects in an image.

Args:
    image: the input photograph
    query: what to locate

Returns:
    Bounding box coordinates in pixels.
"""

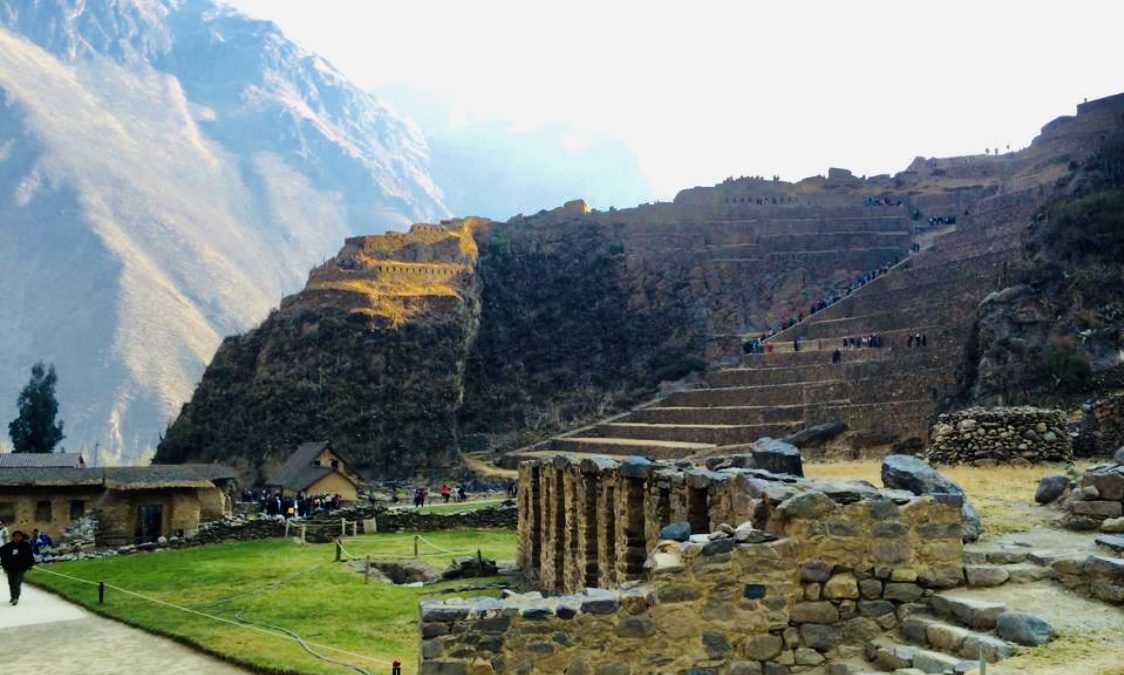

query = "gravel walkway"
[0,584,245,673]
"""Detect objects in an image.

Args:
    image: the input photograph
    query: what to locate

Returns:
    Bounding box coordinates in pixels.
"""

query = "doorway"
[137,504,163,542]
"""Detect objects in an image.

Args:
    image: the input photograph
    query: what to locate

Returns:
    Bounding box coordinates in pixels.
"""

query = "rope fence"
[31,566,398,673]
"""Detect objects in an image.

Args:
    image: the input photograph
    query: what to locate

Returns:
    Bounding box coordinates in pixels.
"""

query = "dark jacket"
[0,540,35,573]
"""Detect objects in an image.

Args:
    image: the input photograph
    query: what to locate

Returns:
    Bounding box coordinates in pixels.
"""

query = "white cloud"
[229,0,1123,200]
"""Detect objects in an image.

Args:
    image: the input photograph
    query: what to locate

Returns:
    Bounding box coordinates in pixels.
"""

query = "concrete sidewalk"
[0,584,245,673]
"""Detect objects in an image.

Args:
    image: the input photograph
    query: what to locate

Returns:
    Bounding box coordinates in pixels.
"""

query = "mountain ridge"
[0,0,448,461]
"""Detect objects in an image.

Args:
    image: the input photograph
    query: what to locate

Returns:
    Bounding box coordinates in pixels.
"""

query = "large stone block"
[751,438,804,477]
[1082,471,1124,501]
[799,623,842,649]
[823,573,860,599]
[744,633,783,660]
[790,601,840,624]
[1069,500,1123,517]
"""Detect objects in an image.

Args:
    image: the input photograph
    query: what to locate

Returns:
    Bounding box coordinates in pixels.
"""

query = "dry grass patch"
[804,460,1094,534]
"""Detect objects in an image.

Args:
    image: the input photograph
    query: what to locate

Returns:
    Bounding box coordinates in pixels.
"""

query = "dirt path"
[0,584,245,674]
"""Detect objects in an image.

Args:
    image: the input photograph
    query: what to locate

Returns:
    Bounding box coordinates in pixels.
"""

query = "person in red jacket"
[0,530,35,605]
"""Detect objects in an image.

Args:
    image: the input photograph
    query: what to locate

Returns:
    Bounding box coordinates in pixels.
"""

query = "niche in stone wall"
[553,471,566,590]
[603,486,617,587]
[656,486,671,529]
[530,465,542,570]
[623,478,647,579]
[688,486,709,534]
[583,477,599,588]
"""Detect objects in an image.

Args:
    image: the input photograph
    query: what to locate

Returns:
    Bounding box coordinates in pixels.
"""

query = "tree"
[8,361,65,453]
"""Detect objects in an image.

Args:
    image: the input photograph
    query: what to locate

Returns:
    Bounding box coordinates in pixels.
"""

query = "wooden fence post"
[364,555,371,583]
[413,534,419,558]
[98,582,105,605]
[335,540,342,562]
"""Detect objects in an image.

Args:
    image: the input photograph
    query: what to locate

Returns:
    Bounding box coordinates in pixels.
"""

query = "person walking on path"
[0,520,8,546]
[0,530,35,605]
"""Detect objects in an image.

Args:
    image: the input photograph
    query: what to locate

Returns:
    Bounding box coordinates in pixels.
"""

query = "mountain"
[0,0,448,462]
[160,95,1124,481]
[376,84,655,220]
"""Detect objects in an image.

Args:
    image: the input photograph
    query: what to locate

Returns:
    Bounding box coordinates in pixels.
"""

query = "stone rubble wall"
[44,504,516,561]
[423,493,962,674]
[1077,391,1124,457]
[928,406,1072,465]
[1061,463,1124,531]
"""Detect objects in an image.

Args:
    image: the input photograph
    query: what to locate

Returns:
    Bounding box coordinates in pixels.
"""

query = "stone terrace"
[521,95,1124,464]
[546,188,1038,460]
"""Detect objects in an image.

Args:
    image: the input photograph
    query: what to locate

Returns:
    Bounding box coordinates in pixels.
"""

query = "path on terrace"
[0,584,245,674]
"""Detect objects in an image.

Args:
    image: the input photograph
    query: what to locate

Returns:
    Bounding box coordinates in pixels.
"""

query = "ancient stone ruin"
[419,455,979,673]
[927,406,1072,465]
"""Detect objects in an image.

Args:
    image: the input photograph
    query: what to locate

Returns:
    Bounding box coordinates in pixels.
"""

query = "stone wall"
[426,477,962,674]
[1061,463,1124,531]
[1077,391,1124,457]
[927,406,1072,465]
[516,454,964,595]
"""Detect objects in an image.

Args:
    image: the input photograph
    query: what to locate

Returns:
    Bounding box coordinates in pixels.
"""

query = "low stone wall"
[421,493,962,674]
[928,406,1072,465]
[1049,553,1124,605]
[1061,463,1124,531]
[374,506,517,533]
[1077,391,1124,457]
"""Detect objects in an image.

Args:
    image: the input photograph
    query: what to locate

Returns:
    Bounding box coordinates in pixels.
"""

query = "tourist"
[30,528,53,560]
[457,485,467,502]
[0,529,34,605]
[441,482,451,504]
[831,349,842,364]
[0,520,8,546]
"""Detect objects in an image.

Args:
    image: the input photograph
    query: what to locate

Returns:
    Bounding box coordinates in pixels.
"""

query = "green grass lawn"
[30,528,517,674]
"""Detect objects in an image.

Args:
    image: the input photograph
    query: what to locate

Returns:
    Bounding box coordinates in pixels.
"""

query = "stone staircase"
[533,188,1045,462]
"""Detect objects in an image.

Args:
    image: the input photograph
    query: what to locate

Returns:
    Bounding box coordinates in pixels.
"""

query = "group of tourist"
[842,333,885,350]
[391,482,470,509]
[250,489,345,520]
[907,333,929,348]
[928,215,957,226]
[865,197,903,207]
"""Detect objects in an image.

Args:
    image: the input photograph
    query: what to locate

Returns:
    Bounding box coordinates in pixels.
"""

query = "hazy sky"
[230,0,1122,202]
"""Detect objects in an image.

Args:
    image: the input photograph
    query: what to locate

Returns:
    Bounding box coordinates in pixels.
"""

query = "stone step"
[929,595,1007,630]
[899,613,1021,664]
[592,421,797,445]
[630,405,805,426]
[550,436,716,459]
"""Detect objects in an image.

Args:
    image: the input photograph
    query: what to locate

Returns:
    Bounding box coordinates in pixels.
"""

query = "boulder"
[777,490,836,519]
[1100,517,1124,534]
[751,437,804,477]
[996,612,1055,646]
[1034,474,1069,504]
[881,454,981,542]
[1114,447,1124,463]
[660,521,691,542]
[734,521,777,543]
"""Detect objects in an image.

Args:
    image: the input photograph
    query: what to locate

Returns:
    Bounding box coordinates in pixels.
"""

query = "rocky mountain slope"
[952,108,1124,410]
[158,95,1124,480]
[0,0,447,461]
